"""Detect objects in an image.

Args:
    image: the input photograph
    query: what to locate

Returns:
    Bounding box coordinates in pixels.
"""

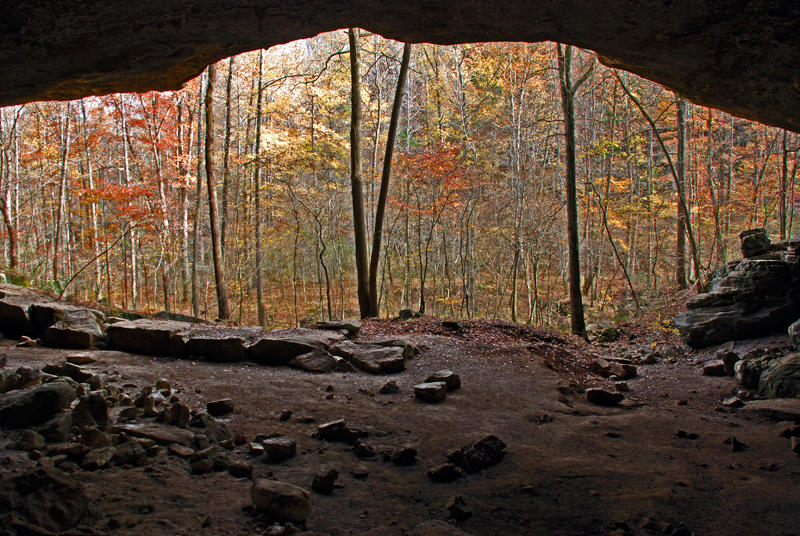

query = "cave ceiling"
[0,0,798,130]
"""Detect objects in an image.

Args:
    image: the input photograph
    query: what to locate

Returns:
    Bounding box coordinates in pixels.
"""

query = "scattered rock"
[446,495,472,520]
[288,349,339,373]
[428,463,464,483]
[391,446,417,466]
[0,380,77,428]
[229,461,253,478]
[379,380,400,394]
[66,352,96,365]
[17,429,45,451]
[207,398,235,417]
[586,388,624,407]
[311,468,339,494]
[701,360,727,376]
[398,309,414,320]
[35,410,72,442]
[191,457,215,474]
[262,436,297,463]
[81,427,111,448]
[82,446,115,469]
[735,358,765,389]
[353,440,377,459]
[452,435,506,473]
[168,444,195,458]
[351,466,369,480]
[251,479,312,523]
[425,370,461,391]
[114,423,195,446]
[723,396,745,408]
[72,391,110,428]
[16,335,37,347]
[315,419,363,444]
[596,326,622,343]
[676,430,699,440]
[414,382,447,403]
[112,441,147,465]
[724,436,746,452]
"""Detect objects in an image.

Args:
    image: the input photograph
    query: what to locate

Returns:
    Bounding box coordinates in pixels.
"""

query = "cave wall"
[0,0,798,130]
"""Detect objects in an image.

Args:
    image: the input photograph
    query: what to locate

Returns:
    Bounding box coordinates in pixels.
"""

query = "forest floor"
[2,315,800,536]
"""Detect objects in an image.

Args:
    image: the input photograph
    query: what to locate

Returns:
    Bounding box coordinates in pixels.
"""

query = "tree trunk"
[253,50,267,326]
[675,98,687,288]
[348,28,371,318]
[557,44,589,338]
[204,63,231,320]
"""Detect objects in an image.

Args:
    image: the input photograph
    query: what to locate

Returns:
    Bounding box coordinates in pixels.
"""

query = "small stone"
[67,353,96,365]
[723,436,746,452]
[586,388,623,406]
[158,401,190,428]
[262,436,297,463]
[17,429,46,450]
[392,446,417,466]
[353,440,377,459]
[251,479,312,523]
[398,309,414,320]
[249,442,265,456]
[676,430,699,440]
[425,370,461,391]
[414,382,447,403]
[702,360,727,376]
[614,382,629,392]
[155,378,171,391]
[723,396,745,408]
[82,446,116,469]
[351,466,369,480]
[191,457,215,474]
[16,336,37,347]
[168,444,195,458]
[379,380,400,394]
[207,398,235,417]
[81,427,112,448]
[88,373,108,391]
[311,468,339,495]
[315,419,363,444]
[228,462,253,478]
[112,441,147,465]
[279,409,293,421]
[456,435,507,473]
[428,463,464,483]
[446,495,472,520]
[118,407,140,422]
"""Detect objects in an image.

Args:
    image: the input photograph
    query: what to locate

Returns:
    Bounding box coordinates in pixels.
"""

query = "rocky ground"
[1,313,799,536]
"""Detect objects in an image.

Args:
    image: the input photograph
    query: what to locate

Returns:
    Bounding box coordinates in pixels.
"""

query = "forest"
[0,31,796,330]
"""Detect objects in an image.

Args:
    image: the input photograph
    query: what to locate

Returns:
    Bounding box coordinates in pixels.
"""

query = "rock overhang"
[0,0,798,130]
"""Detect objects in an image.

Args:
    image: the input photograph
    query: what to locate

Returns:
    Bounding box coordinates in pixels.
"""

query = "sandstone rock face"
[674,259,800,348]
[0,2,798,132]
[44,309,104,348]
[107,319,193,355]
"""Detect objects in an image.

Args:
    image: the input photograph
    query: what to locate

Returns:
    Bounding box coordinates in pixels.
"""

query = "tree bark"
[253,50,267,326]
[675,98,687,288]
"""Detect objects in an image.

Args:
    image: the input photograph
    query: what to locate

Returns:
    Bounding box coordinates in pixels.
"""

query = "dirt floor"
[1,318,800,536]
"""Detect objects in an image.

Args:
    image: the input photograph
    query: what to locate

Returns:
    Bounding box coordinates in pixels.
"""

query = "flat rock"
[315,320,362,336]
[261,436,297,463]
[82,446,115,469]
[288,349,338,373]
[65,352,97,365]
[425,370,461,391]
[701,360,727,376]
[180,326,260,362]
[0,380,77,428]
[740,398,800,422]
[44,309,103,349]
[248,332,334,365]
[334,342,406,374]
[586,388,624,407]
[251,479,312,523]
[414,382,447,403]
[207,398,235,416]
[368,337,419,359]
[107,319,193,356]
[114,423,195,446]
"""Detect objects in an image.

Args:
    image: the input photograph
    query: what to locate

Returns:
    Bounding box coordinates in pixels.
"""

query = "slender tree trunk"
[348,28,371,318]
[53,103,71,285]
[368,42,411,316]
[221,56,234,252]
[192,74,205,317]
[204,63,231,320]
[557,44,590,338]
[675,98,687,288]
[253,50,267,326]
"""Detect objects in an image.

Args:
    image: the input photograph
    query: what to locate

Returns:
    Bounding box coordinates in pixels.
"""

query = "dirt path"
[1,324,799,536]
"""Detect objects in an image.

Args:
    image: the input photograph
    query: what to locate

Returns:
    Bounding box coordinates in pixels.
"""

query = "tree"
[557,44,593,338]
[204,63,231,320]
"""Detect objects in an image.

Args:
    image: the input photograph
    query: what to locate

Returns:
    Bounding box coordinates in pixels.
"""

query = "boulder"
[675,258,800,348]
[369,337,419,359]
[0,380,77,428]
[0,367,41,393]
[0,468,90,533]
[44,309,104,348]
[250,479,312,523]
[426,370,461,391]
[336,343,405,374]
[414,382,447,403]
[72,392,110,428]
[248,333,331,366]
[112,441,147,465]
[453,435,506,473]
[701,360,727,376]
[759,352,800,398]
[0,285,43,337]
[741,398,800,422]
[315,320,362,336]
[287,349,338,373]
[35,410,73,442]
[261,436,297,463]
[740,228,772,258]
[107,319,193,356]
[311,468,338,494]
[735,359,766,389]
